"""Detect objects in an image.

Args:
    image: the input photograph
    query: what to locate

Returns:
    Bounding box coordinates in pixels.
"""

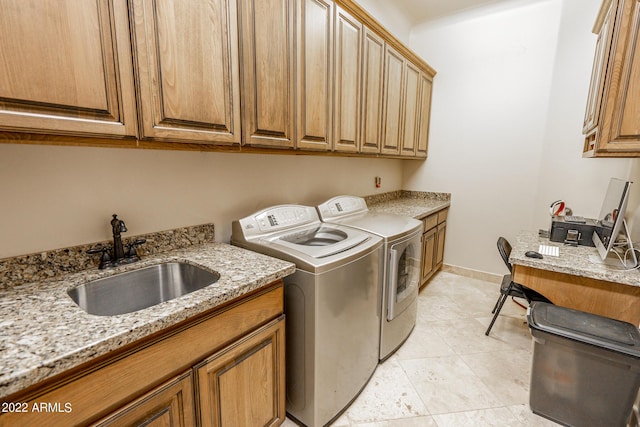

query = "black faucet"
[88,214,146,269]
[111,214,127,261]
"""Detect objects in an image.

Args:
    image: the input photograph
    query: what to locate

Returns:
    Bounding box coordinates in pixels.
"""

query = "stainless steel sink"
[68,262,220,316]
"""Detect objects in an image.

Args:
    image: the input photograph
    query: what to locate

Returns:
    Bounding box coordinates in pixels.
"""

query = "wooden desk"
[511,232,640,326]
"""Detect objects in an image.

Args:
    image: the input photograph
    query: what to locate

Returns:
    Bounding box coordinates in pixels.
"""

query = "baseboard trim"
[441,264,502,284]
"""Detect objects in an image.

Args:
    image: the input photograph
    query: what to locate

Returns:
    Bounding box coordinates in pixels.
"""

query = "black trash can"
[527,302,640,427]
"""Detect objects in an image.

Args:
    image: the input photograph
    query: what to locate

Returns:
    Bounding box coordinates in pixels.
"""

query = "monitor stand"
[589,220,638,268]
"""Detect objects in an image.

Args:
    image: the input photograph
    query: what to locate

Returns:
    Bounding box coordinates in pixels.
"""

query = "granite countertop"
[0,242,295,399]
[366,191,450,220]
[510,231,640,288]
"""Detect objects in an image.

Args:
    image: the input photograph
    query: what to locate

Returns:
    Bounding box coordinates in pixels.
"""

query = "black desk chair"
[485,237,552,336]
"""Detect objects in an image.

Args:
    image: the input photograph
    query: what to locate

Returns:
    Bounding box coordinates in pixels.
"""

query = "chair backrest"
[497,237,512,272]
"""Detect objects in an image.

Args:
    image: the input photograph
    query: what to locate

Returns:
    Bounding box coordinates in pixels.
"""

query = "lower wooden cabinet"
[421,227,437,283]
[421,208,448,285]
[95,316,285,427]
[435,222,446,268]
[0,283,284,427]
[94,372,196,427]
[196,317,285,427]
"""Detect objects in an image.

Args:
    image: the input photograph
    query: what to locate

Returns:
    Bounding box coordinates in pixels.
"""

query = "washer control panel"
[317,196,368,220]
[259,206,312,230]
[236,205,319,238]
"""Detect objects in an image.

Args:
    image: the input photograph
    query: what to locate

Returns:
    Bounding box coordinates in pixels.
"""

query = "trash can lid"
[527,302,640,357]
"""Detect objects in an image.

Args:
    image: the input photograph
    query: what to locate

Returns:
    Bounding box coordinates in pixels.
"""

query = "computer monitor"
[592,178,636,267]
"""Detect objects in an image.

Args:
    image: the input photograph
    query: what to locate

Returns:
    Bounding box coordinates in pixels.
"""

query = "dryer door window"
[387,232,421,321]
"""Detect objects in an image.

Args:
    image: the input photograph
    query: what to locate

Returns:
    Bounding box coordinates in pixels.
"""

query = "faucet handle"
[126,239,146,259]
[87,247,112,269]
[87,246,109,256]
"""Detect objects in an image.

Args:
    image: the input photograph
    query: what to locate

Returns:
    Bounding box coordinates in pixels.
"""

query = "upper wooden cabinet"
[297,0,334,151]
[240,0,336,152]
[381,51,433,158]
[400,61,421,156]
[583,0,614,138]
[0,0,137,138]
[130,0,241,144]
[416,73,433,158]
[334,6,363,153]
[381,45,405,156]
[0,0,436,158]
[360,28,385,154]
[583,0,640,157]
[238,0,296,149]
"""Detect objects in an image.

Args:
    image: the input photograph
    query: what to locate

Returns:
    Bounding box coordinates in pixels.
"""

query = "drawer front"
[423,213,438,230]
[437,208,448,224]
[93,372,196,427]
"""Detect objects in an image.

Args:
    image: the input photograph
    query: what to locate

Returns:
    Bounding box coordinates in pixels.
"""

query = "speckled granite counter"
[365,190,450,220]
[0,242,295,399]
[510,230,640,288]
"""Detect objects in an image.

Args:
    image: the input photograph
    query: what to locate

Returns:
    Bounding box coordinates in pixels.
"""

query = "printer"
[550,216,596,247]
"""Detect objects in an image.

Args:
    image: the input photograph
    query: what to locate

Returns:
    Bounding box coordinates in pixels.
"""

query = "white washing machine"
[231,204,383,427]
[317,195,422,360]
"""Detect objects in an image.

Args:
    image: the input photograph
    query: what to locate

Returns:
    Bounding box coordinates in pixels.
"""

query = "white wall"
[0,144,402,258]
[355,0,412,43]
[404,0,632,275]
[532,0,633,228]
[625,159,640,243]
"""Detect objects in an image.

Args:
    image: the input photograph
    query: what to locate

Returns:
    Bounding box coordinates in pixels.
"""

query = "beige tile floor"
[284,271,559,427]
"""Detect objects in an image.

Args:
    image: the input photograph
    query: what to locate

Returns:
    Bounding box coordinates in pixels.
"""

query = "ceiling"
[391,0,519,25]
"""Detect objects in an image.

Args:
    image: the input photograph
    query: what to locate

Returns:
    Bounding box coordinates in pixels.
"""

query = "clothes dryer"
[232,205,383,427]
[317,196,422,360]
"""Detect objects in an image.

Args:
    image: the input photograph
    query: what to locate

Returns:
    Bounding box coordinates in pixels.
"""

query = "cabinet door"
[416,73,433,158]
[583,0,615,140]
[196,317,285,427]
[599,0,640,153]
[296,0,334,150]
[130,0,241,144]
[381,45,405,155]
[400,61,421,157]
[239,0,295,148]
[421,227,436,284]
[584,0,640,156]
[0,0,137,137]
[435,222,446,268]
[360,28,385,154]
[95,372,195,427]
[334,6,362,153]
